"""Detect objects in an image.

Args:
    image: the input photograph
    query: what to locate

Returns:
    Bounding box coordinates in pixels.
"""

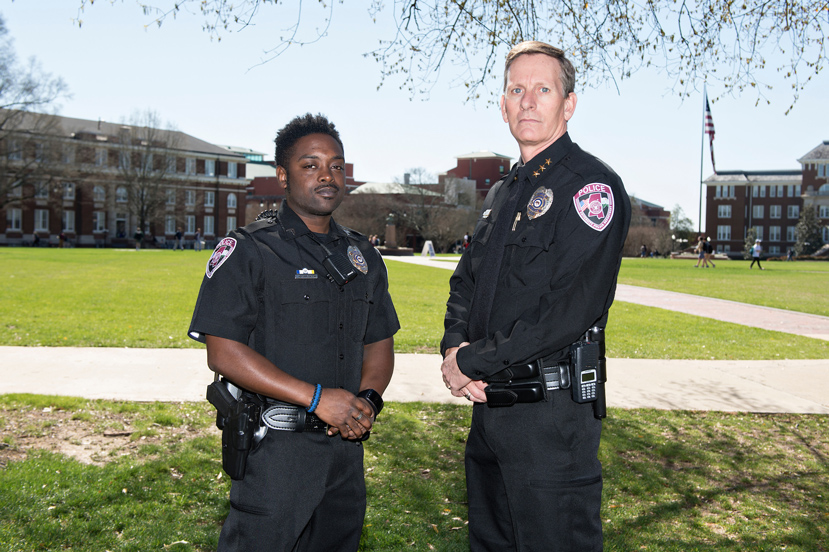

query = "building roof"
[245,162,277,179]
[5,110,244,160]
[703,170,802,185]
[351,181,443,197]
[455,150,513,161]
[797,140,829,164]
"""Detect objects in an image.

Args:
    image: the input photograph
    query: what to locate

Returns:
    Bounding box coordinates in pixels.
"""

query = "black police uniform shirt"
[188,202,400,395]
[441,132,631,380]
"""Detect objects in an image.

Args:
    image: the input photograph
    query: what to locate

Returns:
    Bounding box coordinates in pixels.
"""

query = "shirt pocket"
[502,222,553,288]
[347,282,371,342]
[273,279,331,345]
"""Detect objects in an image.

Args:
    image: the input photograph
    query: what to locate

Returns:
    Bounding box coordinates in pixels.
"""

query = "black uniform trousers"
[218,430,365,552]
[465,390,603,552]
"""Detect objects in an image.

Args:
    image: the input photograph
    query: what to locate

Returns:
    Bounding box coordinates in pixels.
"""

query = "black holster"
[207,380,263,480]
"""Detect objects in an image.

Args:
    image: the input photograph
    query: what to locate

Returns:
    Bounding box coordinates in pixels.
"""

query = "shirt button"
[304,294,310,300]
[339,323,344,329]
[503,360,510,365]
[521,237,527,243]
[340,288,345,293]
[339,353,344,360]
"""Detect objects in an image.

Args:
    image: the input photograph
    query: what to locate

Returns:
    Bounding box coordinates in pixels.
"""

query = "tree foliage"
[0,14,68,208]
[77,0,828,108]
[794,204,824,255]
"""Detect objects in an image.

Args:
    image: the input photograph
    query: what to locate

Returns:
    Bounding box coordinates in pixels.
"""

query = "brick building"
[704,140,829,257]
[2,111,247,248]
[440,151,512,197]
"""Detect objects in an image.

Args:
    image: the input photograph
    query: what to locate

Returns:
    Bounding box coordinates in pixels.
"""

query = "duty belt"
[260,401,328,433]
[484,358,571,407]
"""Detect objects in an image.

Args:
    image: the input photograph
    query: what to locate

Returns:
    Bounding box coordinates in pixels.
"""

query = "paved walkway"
[2,256,828,414]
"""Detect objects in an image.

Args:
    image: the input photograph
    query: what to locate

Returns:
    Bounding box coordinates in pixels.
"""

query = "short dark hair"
[503,41,576,97]
[274,113,343,169]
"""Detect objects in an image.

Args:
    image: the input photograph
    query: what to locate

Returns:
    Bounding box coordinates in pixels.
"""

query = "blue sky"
[4,1,828,228]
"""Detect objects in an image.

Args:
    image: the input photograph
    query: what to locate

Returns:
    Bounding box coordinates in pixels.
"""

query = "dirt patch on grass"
[0,406,216,468]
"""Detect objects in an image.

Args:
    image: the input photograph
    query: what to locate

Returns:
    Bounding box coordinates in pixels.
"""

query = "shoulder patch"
[206,237,237,278]
[573,183,615,231]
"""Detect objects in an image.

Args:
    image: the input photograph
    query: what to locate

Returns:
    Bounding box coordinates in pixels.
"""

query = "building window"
[95,148,107,167]
[820,184,829,194]
[717,205,731,218]
[823,227,829,243]
[62,211,75,232]
[62,182,75,200]
[34,142,45,162]
[185,190,196,206]
[769,245,781,254]
[752,186,758,198]
[819,164,826,178]
[752,205,764,219]
[8,139,22,161]
[165,215,176,234]
[227,193,237,209]
[34,182,49,199]
[786,226,796,241]
[62,144,75,164]
[759,186,766,198]
[7,208,22,231]
[754,226,764,240]
[770,205,781,219]
[788,205,800,219]
[8,184,22,198]
[34,209,49,232]
[205,159,216,176]
[769,226,781,242]
[119,151,130,170]
[820,206,829,219]
[93,185,106,202]
[205,191,215,207]
[204,216,214,236]
[166,156,176,173]
[186,215,196,234]
[185,158,196,175]
[228,162,237,179]
[166,189,176,205]
[93,211,106,232]
[794,185,801,196]
[116,186,128,203]
[716,225,731,241]
[226,216,236,234]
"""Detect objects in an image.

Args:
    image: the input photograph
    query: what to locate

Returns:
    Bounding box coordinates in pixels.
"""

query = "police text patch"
[573,183,615,231]
[206,237,236,278]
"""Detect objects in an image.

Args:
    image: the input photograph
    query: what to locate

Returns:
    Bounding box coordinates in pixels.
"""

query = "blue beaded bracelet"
[307,384,322,413]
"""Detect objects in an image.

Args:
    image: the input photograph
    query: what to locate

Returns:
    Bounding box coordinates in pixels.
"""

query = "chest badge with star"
[527,186,554,220]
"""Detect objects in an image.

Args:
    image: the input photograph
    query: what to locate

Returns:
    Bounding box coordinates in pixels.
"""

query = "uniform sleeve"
[187,231,261,345]
[456,175,631,380]
[363,248,400,345]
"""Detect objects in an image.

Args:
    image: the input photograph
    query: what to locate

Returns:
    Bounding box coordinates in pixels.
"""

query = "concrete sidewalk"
[2,346,828,414]
[386,256,829,341]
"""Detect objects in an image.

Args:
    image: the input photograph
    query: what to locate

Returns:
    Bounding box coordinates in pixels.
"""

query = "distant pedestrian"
[59,232,66,248]
[750,239,764,270]
[134,227,143,251]
[694,236,708,268]
[194,228,202,252]
[703,238,716,268]
[174,227,184,250]
[787,247,794,261]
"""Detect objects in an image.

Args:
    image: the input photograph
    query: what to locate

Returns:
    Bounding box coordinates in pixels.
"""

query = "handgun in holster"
[206,379,263,480]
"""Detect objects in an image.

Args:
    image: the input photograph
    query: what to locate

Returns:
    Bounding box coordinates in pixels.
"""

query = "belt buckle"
[261,405,303,431]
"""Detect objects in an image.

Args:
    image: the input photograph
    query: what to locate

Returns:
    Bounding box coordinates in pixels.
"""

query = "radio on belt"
[569,339,599,404]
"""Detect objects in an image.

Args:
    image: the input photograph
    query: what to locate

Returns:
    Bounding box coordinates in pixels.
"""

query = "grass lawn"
[2,248,827,359]
[1,394,827,551]
[618,257,829,317]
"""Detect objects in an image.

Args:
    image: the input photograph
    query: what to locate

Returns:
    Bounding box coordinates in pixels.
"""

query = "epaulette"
[335,222,365,240]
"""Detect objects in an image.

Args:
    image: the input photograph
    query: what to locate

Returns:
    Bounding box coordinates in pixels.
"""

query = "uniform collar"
[277,202,346,242]
[518,132,574,188]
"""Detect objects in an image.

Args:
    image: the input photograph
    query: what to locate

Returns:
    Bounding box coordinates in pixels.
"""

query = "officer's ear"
[276,165,290,193]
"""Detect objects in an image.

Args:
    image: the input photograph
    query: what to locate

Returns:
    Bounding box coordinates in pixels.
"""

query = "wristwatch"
[357,388,384,416]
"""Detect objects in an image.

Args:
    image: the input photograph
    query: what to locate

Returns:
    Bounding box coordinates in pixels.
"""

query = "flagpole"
[698,85,705,234]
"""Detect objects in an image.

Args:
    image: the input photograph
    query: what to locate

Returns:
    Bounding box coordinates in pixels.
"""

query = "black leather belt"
[484,358,572,407]
[260,401,328,433]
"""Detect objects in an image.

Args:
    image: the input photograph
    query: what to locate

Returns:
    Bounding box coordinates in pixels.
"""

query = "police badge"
[573,183,615,231]
[527,186,554,220]
[347,245,368,274]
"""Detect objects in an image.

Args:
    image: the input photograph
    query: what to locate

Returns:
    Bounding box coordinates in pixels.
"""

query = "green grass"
[1,395,827,551]
[1,249,828,359]
[618,257,829,316]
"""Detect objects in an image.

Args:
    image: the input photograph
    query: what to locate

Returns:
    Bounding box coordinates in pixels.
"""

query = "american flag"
[704,91,716,173]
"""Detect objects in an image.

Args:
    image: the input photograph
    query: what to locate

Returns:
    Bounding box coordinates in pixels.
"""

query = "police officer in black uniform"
[189,113,399,551]
[440,42,631,551]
